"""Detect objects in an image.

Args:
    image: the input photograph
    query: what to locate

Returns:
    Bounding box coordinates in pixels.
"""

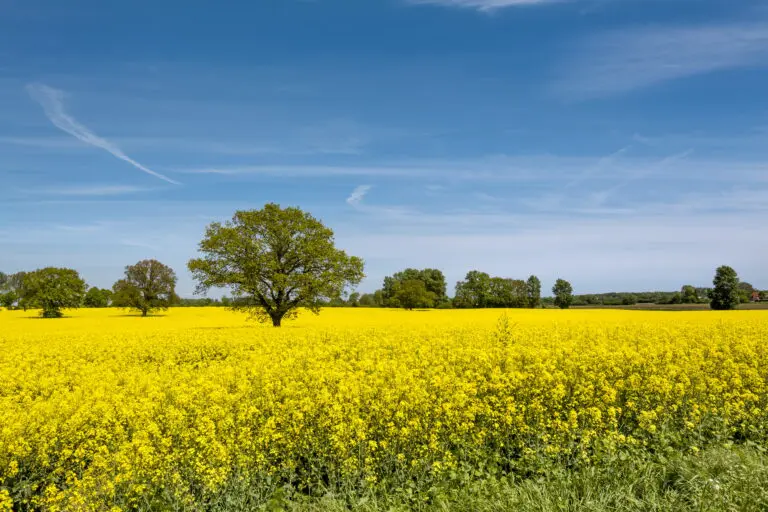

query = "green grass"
[194,445,768,512]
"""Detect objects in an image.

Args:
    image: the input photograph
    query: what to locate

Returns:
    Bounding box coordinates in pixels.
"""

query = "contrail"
[26,83,180,185]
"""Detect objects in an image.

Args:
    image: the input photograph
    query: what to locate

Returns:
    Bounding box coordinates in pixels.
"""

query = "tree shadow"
[23,316,76,320]
[108,314,169,318]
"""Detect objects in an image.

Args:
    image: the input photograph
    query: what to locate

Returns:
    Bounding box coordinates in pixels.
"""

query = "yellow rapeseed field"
[1,307,767,510]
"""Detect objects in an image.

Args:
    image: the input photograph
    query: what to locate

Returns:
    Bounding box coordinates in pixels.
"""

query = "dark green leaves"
[188,203,364,326]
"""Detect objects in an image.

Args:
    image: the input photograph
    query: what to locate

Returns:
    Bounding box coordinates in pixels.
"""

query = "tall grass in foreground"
[207,445,768,511]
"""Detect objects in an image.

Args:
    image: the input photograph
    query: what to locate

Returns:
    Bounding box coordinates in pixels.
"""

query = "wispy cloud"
[407,0,562,11]
[0,136,85,149]
[562,146,630,189]
[30,185,149,197]
[586,149,693,207]
[25,83,180,184]
[346,185,372,206]
[555,23,768,98]
[177,154,768,186]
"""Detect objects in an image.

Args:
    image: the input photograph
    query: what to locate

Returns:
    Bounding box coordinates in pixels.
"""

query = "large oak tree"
[112,259,178,316]
[23,267,86,318]
[188,204,365,326]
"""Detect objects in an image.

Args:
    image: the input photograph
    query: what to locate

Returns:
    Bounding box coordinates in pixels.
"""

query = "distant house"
[751,291,761,302]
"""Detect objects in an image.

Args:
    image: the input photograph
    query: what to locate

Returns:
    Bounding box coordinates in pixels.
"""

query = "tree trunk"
[271,314,282,327]
[141,308,148,317]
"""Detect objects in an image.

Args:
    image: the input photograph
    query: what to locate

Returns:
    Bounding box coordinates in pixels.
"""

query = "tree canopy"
[188,204,364,326]
[112,259,178,316]
[392,279,436,310]
[552,279,574,309]
[526,275,542,308]
[454,270,492,308]
[710,265,740,311]
[382,268,446,308]
[23,267,86,318]
[681,285,699,304]
[83,287,113,308]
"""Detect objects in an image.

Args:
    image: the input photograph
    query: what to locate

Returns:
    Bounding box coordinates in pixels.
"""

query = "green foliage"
[454,270,492,308]
[621,294,638,306]
[188,204,364,327]
[170,446,768,511]
[738,282,756,304]
[487,277,527,308]
[112,259,178,317]
[23,267,86,318]
[382,268,446,307]
[347,292,360,307]
[526,275,541,308]
[83,287,112,308]
[455,272,540,309]
[710,265,740,311]
[358,293,377,307]
[572,291,693,306]
[0,272,31,310]
[552,278,574,309]
[392,279,437,310]
[0,290,19,309]
[681,285,700,304]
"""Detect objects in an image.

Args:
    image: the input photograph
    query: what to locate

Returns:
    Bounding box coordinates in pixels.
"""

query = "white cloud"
[555,22,768,98]
[407,0,562,11]
[26,83,181,184]
[346,185,372,206]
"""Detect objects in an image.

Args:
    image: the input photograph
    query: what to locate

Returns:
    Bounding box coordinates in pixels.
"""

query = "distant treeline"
[2,268,765,312]
[3,205,761,322]
[321,270,765,309]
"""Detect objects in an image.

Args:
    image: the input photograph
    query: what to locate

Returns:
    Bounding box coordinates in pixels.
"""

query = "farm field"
[2,308,768,511]
[573,302,768,311]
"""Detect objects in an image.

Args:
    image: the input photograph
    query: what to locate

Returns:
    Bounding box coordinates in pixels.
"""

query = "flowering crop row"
[1,308,766,510]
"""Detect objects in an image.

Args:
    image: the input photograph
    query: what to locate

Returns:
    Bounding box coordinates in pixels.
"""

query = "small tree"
[1,290,18,309]
[621,294,638,306]
[454,270,492,308]
[681,285,699,304]
[737,282,756,304]
[358,293,377,307]
[112,259,178,316]
[526,275,542,308]
[188,204,364,327]
[552,278,574,309]
[710,265,740,311]
[394,279,436,310]
[23,267,86,318]
[1,272,31,310]
[347,292,360,307]
[382,268,447,307]
[83,287,112,308]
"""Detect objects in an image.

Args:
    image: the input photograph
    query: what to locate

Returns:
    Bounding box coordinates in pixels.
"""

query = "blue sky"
[2,0,767,296]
